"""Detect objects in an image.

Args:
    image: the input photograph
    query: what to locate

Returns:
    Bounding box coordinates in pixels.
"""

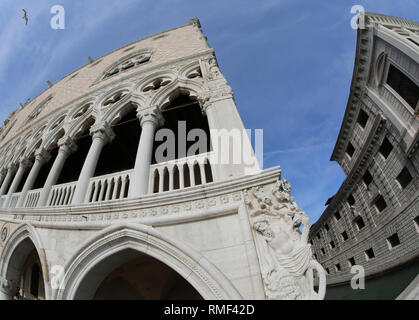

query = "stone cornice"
[330,26,374,162]
[363,12,419,30]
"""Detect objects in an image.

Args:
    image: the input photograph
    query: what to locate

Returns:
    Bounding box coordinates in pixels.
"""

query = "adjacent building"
[309,12,419,299]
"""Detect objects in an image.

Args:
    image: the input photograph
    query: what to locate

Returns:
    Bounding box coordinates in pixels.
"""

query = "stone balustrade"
[149,152,214,193]
[85,169,132,203]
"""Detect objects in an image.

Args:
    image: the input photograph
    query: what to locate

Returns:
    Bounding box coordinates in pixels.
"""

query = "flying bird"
[22,9,28,25]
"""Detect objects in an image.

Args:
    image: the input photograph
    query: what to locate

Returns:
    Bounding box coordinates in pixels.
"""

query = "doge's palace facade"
[0,19,325,300]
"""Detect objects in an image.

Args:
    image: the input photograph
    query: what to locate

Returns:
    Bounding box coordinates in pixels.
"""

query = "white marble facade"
[0,19,325,300]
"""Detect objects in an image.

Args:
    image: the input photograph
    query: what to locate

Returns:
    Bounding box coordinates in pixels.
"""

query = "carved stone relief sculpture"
[245,176,326,300]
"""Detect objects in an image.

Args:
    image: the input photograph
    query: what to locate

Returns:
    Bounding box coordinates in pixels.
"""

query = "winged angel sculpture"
[245,176,326,300]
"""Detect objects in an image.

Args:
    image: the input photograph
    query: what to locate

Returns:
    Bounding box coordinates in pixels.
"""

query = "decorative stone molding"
[244,176,326,300]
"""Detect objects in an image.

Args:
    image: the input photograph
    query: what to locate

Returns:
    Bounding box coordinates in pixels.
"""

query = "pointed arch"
[56,223,241,300]
[0,223,50,299]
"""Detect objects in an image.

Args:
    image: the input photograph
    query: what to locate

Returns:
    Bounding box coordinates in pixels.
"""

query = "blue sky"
[0,1,418,223]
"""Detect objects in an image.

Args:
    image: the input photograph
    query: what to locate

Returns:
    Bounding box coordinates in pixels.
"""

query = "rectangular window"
[362,170,373,187]
[387,233,401,249]
[396,167,413,189]
[365,248,375,260]
[355,216,365,230]
[347,194,355,206]
[379,137,393,159]
[314,253,318,260]
[330,241,335,249]
[316,233,321,240]
[334,211,341,221]
[325,223,330,232]
[321,248,325,255]
[341,231,349,241]
[348,257,356,267]
[357,109,369,128]
[374,195,387,213]
[325,268,330,275]
[387,64,419,110]
[335,263,341,272]
[346,142,355,158]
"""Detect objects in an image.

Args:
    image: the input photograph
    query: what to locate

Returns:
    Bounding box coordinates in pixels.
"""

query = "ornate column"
[72,122,115,204]
[38,137,78,206]
[0,165,17,196]
[0,277,17,300]
[128,108,164,197]
[16,148,51,208]
[3,159,32,208]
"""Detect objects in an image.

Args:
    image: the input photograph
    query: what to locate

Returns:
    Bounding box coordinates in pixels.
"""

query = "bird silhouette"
[22,9,28,25]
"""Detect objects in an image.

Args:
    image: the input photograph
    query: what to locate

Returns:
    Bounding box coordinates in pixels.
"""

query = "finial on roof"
[88,56,94,63]
[189,17,201,28]
[47,80,53,87]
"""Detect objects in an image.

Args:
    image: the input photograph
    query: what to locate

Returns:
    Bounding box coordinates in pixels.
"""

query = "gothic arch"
[134,70,177,93]
[57,223,242,300]
[149,78,206,109]
[66,112,97,141]
[96,84,133,109]
[0,223,50,299]
[101,95,146,126]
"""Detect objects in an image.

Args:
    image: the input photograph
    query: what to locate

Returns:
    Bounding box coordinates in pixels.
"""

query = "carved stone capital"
[245,177,326,300]
[6,162,18,172]
[34,148,51,165]
[90,121,115,144]
[57,136,78,157]
[19,158,33,170]
[137,107,165,128]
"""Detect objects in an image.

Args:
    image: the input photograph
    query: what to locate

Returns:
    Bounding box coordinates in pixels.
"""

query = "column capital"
[137,107,164,128]
[198,84,233,112]
[19,158,33,170]
[34,148,51,165]
[6,163,18,172]
[89,121,115,143]
[58,136,78,156]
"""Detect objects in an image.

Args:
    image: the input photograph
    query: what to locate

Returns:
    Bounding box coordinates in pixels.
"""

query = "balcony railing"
[24,188,43,208]
[85,169,132,203]
[48,181,76,207]
[9,192,21,209]
[0,195,6,208]
[149,152,214,193]
[0,153,214,210]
